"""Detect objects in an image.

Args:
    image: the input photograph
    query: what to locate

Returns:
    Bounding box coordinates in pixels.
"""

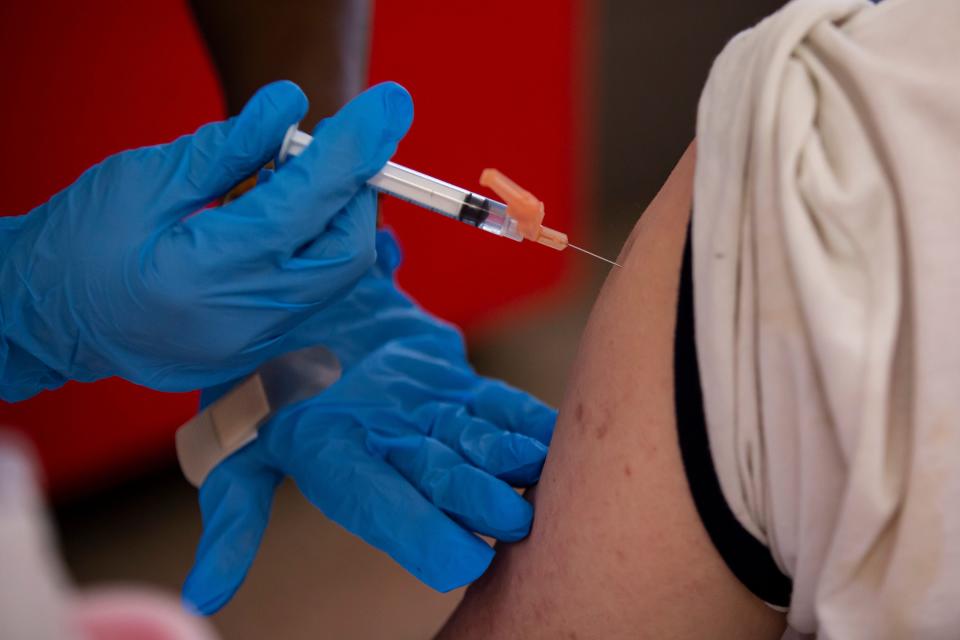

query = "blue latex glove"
[182,231,557,614]
[0,81,414,401]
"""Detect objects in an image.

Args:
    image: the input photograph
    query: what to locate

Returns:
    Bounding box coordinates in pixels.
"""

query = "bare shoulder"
[436,143,785,640]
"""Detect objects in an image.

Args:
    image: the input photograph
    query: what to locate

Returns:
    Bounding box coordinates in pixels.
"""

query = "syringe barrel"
[370,163,523,242]
[278,127,523,242]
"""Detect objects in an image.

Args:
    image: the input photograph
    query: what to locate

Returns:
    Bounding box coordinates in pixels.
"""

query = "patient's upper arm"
[436,144,785,639]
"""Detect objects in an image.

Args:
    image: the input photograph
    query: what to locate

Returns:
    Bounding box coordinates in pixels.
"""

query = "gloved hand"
[0,81,414,401]
[182,231,557,615]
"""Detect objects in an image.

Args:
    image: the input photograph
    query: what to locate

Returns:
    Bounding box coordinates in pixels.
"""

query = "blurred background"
[0,1,782,637]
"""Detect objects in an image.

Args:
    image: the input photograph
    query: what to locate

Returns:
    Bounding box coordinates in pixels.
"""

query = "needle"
[567,242,623,268]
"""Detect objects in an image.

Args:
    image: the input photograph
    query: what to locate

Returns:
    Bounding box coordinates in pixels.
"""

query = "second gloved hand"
[0,81,413,401]
[182,231,557,614]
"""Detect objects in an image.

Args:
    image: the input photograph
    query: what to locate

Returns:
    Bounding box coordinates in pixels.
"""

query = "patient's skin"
[436,143,786,639]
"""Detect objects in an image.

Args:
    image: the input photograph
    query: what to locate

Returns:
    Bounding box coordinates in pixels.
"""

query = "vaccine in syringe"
[278,126,621,267]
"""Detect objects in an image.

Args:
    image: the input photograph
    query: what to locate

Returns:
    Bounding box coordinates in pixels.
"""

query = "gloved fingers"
[262,187,379,305]
[182,449,282,615]
[281,227,402,303]
[198,82,413,259]
[283,419,493,592]
[470,379,558,447]
[291,186,377,264]
[368,431,534,542]
[181,81,308,209]
[416,402,549,486]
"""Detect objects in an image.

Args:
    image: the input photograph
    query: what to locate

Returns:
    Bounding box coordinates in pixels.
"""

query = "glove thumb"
[182,455,280,615]
[214,82,414,254]
[181,80,308,204]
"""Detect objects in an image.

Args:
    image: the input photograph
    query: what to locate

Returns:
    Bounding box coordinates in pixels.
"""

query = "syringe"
[277,126,622,267]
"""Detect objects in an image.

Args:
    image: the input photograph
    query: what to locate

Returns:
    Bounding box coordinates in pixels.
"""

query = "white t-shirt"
[693,0,960,637]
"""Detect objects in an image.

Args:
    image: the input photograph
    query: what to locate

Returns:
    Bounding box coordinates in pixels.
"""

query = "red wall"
[367,1,583,324]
